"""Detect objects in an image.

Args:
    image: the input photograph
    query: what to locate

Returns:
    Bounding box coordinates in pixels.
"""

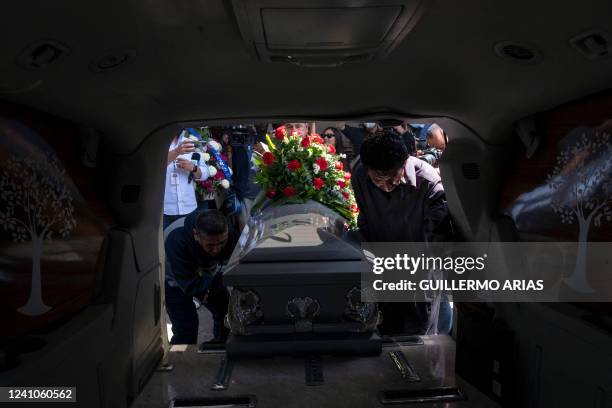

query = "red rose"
[315,157,328,171]
[287,159,302,172]
[343,172,351,180]
[327,144,336,154]
[342,191,350,200]
[215,171,225,180]
[282,186,296,197]
[266,189,277,199]
[262,152,275,166]
[275,126,286,140]
[311,135,325,144]
[313,177,325,190]
[351,203,359,213]
[335,161,343,170]
[337,180,346,189]
[300,137,311,148]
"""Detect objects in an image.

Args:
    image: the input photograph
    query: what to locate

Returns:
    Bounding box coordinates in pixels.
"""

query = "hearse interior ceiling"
[1,0,612,152]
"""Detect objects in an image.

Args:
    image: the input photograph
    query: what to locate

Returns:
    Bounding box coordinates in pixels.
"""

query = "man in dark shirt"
[164,210,238,344]
[352,131,449,242]
[227,126,255,203]
[336,122,382,156]
[351,131,453,334]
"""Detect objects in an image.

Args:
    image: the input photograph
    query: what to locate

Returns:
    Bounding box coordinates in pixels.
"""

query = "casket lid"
[241,226,362,263]
[226,202,364,271]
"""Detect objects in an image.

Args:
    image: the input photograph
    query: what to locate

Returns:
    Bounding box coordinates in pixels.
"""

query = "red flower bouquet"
[252,126,359,228]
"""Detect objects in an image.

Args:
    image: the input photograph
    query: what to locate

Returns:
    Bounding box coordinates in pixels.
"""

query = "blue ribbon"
[186,128,232,183]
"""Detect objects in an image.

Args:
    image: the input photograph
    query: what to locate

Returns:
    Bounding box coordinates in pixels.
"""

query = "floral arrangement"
[252,126,359,228]
[185,130,232,200]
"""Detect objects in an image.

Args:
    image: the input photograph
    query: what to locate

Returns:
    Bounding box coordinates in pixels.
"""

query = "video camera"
[224,125,256,147]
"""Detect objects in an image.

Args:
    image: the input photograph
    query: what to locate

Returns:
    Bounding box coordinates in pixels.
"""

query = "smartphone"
[191,152,201,165]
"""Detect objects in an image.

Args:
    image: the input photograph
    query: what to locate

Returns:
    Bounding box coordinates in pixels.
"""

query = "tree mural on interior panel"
[547,131,612,292]
[0,153,76,316]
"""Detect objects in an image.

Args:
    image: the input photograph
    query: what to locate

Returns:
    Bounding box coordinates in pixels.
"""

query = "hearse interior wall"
[0,109,181,406]
[1,100,610,407]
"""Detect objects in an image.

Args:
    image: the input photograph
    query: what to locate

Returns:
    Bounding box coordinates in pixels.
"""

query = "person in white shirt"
[164,131,209,229]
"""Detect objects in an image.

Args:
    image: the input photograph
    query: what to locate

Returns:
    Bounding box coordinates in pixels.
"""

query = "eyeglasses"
[322,133,335,138]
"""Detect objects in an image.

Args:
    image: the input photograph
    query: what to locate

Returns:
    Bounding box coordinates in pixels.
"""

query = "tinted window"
[0,102,112,337]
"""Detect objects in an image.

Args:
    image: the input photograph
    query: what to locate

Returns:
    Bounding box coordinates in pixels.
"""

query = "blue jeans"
[164,275,229,344]
[437,298,453,335]
[165,283,199,344]
[415,296,453,335]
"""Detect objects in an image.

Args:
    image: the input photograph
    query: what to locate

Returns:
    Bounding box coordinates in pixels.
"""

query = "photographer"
[416,123,447,169]
[219,125,261,231]
[164,130,209,229]
[225,125,256,203]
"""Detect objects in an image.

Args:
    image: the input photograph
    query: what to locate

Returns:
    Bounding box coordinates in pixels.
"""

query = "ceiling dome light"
[494,41,542,64]
[89,49,136,73]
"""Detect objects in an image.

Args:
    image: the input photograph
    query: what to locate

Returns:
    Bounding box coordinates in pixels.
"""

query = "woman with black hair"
[321,126,352,172]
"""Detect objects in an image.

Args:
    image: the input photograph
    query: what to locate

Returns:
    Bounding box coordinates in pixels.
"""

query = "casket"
[223,201,382,356]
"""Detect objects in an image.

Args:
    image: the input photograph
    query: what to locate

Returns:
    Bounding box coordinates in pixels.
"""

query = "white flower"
[333,185,341,191]
[208,140,222,151]
[220,179,230,189]
[313,164,320,174]
[208,166,217,177]
[202,153,211,162]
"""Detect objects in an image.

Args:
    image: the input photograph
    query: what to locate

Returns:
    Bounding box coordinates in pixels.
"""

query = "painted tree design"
[546,131,612,292]
[0,153,76,316]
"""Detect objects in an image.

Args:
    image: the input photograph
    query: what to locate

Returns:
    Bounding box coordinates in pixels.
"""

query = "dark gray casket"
[223,201,381,357]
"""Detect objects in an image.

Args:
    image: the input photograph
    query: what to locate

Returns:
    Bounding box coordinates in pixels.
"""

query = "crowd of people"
[163,121,451,347]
